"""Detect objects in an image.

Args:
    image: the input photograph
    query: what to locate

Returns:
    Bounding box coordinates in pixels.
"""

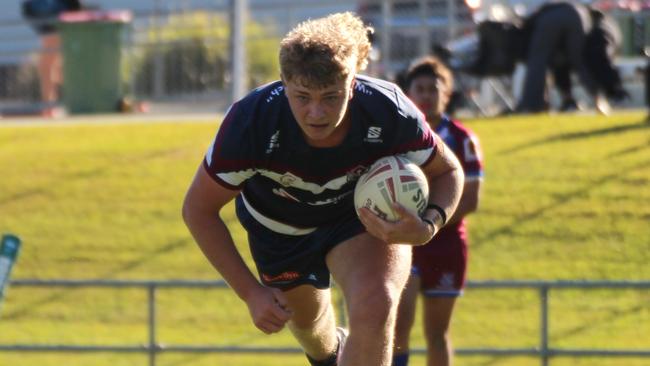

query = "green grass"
[0,112,649,366]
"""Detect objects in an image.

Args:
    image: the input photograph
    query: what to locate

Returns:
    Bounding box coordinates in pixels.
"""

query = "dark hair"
[403,56,454,92]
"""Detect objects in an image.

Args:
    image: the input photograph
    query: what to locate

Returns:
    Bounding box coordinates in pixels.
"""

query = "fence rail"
[2,279,649,366]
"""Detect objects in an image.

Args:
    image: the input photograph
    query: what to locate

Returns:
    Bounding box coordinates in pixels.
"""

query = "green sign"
[0,234,21,313]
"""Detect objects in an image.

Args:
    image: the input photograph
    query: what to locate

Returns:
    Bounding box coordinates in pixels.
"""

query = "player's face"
[284,76,354,148]
[407,75,450,122]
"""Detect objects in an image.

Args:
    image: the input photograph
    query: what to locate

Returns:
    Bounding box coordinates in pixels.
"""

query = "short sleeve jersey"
[434,115,484,236]
[203,75,437,232]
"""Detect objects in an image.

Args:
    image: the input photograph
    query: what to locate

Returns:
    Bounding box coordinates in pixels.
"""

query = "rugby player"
[182,13,464,366]
[392,56,484,366]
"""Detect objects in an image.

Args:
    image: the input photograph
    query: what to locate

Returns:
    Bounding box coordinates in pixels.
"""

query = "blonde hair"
[279,12,373,88]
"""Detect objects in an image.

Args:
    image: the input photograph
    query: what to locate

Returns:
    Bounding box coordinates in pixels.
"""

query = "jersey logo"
[272,188,301,202]
[463,136,481,163]
[266,131,280,153]
[346,165,368,183]
[354,82,373,95]
[364,126,383,143]
[265,85,284,103]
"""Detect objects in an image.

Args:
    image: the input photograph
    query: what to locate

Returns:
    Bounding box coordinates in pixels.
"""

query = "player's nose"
[306,102,326,119]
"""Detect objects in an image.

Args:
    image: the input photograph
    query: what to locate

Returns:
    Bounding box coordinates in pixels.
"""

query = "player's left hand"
[357,202,435,245]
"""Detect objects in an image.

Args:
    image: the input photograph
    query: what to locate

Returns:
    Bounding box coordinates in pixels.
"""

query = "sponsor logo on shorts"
[262,271,301,283]
[437,273,456,290]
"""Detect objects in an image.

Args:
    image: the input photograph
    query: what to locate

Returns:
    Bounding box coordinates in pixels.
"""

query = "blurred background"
[0,0,648,118]
[0,1,649,366]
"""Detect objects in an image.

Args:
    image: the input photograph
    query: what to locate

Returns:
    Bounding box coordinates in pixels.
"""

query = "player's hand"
[357,202,435,245]
[244,285,293,334]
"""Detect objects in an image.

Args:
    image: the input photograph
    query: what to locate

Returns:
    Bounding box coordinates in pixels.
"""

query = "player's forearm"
[184,212,262,302]
[425,166,464,227]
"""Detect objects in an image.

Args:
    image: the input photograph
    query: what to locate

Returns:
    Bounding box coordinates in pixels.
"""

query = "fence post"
[148,284,157,366]
[230,0,247,103]
[540,285,549,366]
[152,0,165,98]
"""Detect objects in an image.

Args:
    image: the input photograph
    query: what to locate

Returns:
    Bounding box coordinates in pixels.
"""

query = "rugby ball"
[354,156,429,222]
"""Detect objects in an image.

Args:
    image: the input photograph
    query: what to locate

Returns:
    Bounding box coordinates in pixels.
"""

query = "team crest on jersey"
[279,172,298,187]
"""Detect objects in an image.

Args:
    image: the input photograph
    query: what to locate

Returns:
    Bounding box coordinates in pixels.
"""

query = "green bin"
[59,10,132,114]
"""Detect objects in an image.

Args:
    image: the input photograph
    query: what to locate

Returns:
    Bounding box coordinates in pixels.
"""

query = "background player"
[182,12,464,366]
[21,0,83,116]
[392,56,484,366]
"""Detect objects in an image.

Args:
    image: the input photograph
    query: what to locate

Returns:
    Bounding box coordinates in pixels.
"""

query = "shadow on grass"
[2,237,191,321]
[609,139,650,158]
[473,159,650,248]
[552,302,647,342]
[0,189,48,207]
[500,120,650,155]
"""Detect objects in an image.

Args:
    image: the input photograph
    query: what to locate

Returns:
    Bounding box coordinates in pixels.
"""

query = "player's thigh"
[283,284,333,327]
[422,296,457,338]
[326,232,411,304]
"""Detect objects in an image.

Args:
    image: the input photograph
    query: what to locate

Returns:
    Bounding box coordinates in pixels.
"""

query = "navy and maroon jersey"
[203,75,437,235]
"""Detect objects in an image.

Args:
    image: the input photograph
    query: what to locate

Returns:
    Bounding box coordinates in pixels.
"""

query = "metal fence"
[1,279,649,366]
[0,0,475,115]
[0,0,647,117]
[0,0,360,115]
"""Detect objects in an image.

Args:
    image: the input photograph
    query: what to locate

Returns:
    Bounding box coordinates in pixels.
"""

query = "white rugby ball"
[354,155,429,222]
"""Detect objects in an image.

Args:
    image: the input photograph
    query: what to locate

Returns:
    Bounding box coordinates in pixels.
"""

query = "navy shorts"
[235,195,366,290]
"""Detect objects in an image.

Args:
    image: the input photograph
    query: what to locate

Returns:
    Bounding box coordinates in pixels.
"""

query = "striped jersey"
[203,75,438,234]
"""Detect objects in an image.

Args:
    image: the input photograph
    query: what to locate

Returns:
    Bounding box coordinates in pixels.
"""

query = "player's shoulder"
[222,81,286,134]
[213,81,288,160]
[444,116,479,140]
[353,74,423,123]
[237,80,286,117]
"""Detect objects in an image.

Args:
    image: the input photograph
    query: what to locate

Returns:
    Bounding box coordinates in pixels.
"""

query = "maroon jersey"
[413,115,484,296]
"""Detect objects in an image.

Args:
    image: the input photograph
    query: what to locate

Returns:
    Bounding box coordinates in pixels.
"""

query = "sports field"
[0,111,648,365]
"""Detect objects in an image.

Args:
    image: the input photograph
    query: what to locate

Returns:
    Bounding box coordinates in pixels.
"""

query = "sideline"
[0,112,221,127]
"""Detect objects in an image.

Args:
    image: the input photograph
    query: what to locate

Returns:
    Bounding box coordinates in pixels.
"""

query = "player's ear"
[348,77,356,100]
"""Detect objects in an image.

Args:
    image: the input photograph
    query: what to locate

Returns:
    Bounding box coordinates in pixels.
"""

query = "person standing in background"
[393,56,484,366]
[21,0,82,117]
[516,1,604,113]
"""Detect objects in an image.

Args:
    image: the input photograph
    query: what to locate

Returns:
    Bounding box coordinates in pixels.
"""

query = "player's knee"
[289,304,332,330]
[425,329,450,349]
[347,284,400,326]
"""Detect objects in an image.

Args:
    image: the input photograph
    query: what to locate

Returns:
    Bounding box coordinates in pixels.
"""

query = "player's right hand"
[244,285,293,334]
